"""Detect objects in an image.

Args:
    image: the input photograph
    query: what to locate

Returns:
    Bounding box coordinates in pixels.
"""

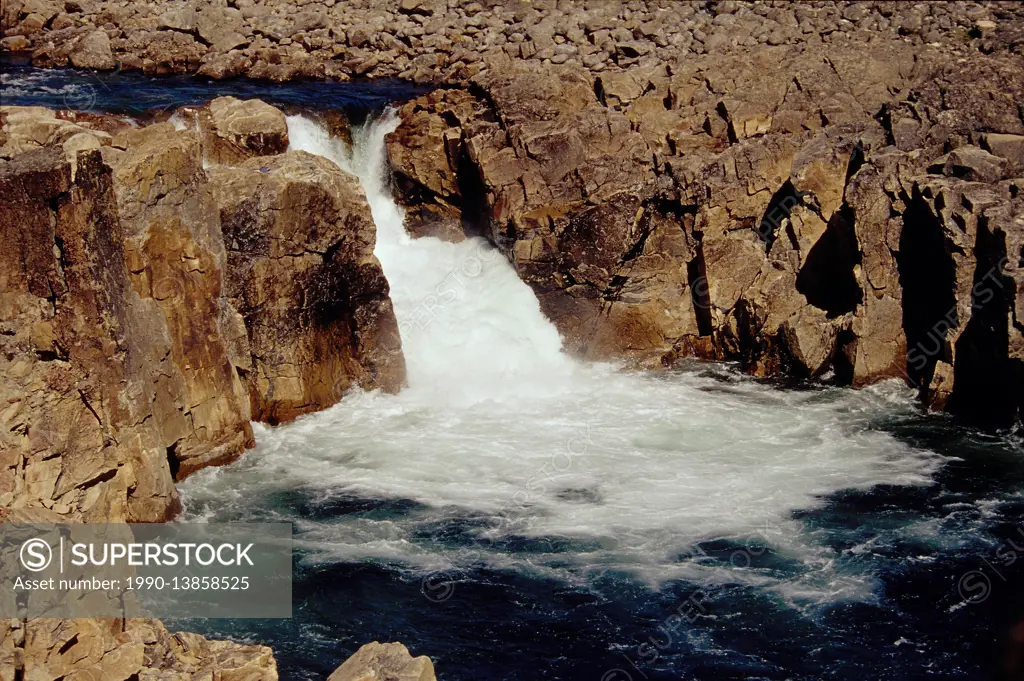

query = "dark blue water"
[6,61,1024,681]
[0,54,427,119]
[168,409,1024,681]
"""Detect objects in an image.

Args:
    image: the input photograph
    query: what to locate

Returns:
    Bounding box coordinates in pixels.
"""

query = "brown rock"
[209,151,406,424]
[196,6,248,53]
[110,123,255,479]
[981,133,1024,176]
[68,28,116,70]
[197,51,252,79]
[15,617,278,681]
[0,147,179,522]
[142,30,205,75]
[328,642,435,681]
[198,96,289,165]
[1,35,32,51]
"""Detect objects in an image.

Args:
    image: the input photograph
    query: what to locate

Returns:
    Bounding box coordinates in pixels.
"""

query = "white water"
[180,113,949,606]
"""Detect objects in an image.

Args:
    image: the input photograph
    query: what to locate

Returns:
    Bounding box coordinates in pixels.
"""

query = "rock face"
[0,147,179,522]
[327,642,436,681]
[199,96,290,165]
[3,97,408,471]
[387,41,1024,426]
[1,102,411,681]
[0,147,276,681]
[111,122,257,480]
[209,151,405,424]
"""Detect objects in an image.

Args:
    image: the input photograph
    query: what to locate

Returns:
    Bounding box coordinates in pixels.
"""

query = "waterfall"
[286,112,577,407]
[181,112,945,603]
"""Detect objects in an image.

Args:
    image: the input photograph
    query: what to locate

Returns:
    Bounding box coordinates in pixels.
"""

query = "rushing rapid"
[178,113,1024,681]
[181,112,950,595]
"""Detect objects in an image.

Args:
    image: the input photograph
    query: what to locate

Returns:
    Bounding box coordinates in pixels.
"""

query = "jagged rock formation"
[0,146,180,522]
[111,121,257,480]
[0,146,278,681]
[0,103,408,680]
[1,99,406,475]
[327,641,436,681]
[209,151,405,424]
[386,40,1024,426]
[3,1,1022,83]
[1,617,278,681]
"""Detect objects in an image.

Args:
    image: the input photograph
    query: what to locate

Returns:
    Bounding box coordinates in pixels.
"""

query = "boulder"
[197,50,252,79]
[0,106,124,160]
[142,30,205,75]
[199,96,289,165]
[980,133,1024,176]
[328,642,435,681]
[67,28,116,69]
[196,6,248,53]
[208,151,406,424]
[929,145,1008,183]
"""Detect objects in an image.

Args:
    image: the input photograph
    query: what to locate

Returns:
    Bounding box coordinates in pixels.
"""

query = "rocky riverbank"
[2,1,1023,83]
[384,30,1024,429]
[2,1,1024,679]
[0,97,413,679]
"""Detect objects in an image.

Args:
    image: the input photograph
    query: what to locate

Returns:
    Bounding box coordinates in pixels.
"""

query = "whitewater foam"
[180,112,949,606]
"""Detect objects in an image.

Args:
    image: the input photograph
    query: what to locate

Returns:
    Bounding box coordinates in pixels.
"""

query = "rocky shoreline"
[2,0,1023,83]
[2,1,1024,679]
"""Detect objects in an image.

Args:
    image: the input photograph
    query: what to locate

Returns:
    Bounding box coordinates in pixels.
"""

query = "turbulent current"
[175,114,1024,680]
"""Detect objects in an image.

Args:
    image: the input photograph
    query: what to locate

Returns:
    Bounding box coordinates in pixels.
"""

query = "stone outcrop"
[209,151,405,424]
[387,40,1024,426]
[3,617,279,681]
[327,642,436,681]
[110,122,256,480]
[0,106,127,165]
[1,105,410,680]
[3,1,1023,84]
[198,96,290,166]
[0,146,179,522]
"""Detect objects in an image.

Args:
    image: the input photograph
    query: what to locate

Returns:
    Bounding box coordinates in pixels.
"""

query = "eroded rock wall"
[0,145,278,681]
[0,102,408,680]
[209,150,405,424]
[0,147,179,523]
[386,42,1024,426]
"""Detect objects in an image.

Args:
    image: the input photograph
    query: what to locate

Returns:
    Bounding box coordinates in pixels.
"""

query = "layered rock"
[209,151,405,424]
[0,146,179,522]
[109,122,256,479]
[387,41,1024,426]
[0,145,276,681]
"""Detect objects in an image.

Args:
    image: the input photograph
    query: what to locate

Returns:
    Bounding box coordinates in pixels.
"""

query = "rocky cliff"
[386,39,1024,427]
[0,98,406,680]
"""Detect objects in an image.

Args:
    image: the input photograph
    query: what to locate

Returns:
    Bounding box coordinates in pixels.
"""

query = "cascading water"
[178,113,1024,681]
